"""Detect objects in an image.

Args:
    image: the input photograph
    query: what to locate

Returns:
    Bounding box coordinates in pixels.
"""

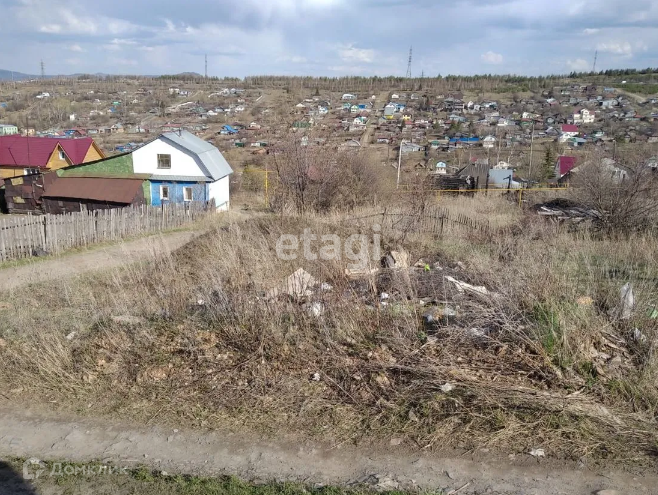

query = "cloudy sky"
[0,0,656,77]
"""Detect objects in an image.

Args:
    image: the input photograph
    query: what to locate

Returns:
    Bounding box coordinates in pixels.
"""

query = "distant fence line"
[0,203,212,262]
[341,205,492,236]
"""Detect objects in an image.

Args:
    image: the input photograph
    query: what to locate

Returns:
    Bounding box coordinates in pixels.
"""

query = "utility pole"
[405,47,412,79]
[528,122,535,183]
[397,142,402,189]
[40,60,45,79]
[592,50,598,73]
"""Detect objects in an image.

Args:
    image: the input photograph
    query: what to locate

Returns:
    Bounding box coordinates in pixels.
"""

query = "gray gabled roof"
[160,130,233,181]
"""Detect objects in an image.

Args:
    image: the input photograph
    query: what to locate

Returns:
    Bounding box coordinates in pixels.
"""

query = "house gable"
[131,137,207,179]
[47,144,72,171]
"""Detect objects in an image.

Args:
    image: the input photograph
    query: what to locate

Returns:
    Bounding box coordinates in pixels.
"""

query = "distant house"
[573,108,595,124]
[488,169,520,188]
[559,124,579,143]
[0,124,19,136]
[341,94,357,100]
[555,156,577,178]
[0,136,104,179]
[400,141,424,153]
[482,135,496,148]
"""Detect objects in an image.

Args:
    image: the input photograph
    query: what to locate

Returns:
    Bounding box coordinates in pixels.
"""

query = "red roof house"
[561,124,579,133]
[556,155,577,177]
[0,136,104,179]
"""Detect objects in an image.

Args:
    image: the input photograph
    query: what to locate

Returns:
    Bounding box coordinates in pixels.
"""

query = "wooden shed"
[41,176,146,214]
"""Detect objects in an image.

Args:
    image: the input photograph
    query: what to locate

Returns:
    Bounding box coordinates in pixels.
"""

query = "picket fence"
[0,203,212,262]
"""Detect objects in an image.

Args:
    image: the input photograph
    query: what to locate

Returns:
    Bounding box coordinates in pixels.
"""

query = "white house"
[341,93,357,100]
[482,135,496,148]
[573,108,595,124]
[131,130,234,211]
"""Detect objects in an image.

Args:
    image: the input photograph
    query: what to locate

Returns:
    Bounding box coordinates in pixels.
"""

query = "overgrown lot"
[1,195,657,463]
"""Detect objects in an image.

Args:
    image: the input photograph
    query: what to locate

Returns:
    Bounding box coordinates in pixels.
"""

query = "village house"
[559,124,579,143]
[0,136,104,179]
[482,135,496,148]
[341,93,357,100]
[572,108,595,124]
[0,124,19,136]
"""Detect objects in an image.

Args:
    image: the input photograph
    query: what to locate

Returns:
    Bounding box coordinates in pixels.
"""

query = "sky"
[0,0,657,78]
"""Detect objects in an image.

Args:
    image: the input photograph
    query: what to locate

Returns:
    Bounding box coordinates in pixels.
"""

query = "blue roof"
[449,137,480,143]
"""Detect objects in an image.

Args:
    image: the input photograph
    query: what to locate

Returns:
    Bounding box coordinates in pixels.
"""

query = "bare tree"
[570,149,658,234]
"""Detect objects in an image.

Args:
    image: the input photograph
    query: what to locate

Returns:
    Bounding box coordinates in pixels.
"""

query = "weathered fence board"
[0,203,212,262]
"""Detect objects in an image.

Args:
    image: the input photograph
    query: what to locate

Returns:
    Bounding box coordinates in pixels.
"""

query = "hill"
[0,69,38,81]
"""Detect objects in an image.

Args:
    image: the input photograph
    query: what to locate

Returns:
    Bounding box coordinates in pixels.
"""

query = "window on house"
[24,168,40,175]
[160,185,170,201]
[58,150,66,160]
[157,154,172,169]
[183,187,193,202]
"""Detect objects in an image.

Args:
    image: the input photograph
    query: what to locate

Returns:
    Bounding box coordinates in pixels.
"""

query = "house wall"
[132,138,207,177]
[209,176,230,210]
[46,145,71,171]
[83,144,105,163]
[0,167,27,179]
[149,180,208,206]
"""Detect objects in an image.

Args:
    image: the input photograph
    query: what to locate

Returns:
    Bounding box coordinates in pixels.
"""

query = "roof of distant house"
[557,155,577,176]
[0,136,96,168]
[561,124,579,133]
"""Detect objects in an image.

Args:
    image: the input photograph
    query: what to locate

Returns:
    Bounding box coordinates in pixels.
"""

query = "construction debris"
[534,198,601,223]
[529,448,546,458]
[444,276,491,297]
[266,268,317,300]
[382,249,409,269]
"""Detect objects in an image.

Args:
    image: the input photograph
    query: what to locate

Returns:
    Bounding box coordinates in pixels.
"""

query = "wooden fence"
[0,203,212,262]
[343,206,492,237]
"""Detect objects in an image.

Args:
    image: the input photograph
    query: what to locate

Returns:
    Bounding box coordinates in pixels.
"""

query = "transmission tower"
[40,60,45,79]
[205,54,208,79]
[405,47,412,79]
[592,50,598,73]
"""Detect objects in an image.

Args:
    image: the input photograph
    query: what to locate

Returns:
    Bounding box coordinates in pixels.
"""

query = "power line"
[405,46,412,79]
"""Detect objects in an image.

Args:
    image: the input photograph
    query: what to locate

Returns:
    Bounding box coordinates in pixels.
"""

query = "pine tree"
[542,146,557,181]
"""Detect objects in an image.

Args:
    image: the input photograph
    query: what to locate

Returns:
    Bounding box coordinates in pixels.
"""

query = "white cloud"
[481,51,503,64]
[583,28,599,35]
[338,44,375,63]
[597,41,633,57]
[567,58,590,71]
[69,44,84,52]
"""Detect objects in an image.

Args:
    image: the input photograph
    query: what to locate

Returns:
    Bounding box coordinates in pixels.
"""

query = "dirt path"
[0,405,655,495]
[0,231,199,292]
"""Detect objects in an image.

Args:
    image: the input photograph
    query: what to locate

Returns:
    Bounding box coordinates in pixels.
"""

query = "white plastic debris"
[307,302,325,317]
[380,292,390,300]
[633,328,647,343]
[444,276,490,296]
[619,283,635,320]
[312,372,321,381]
[320,282,333,291]
[529,448,545,458]
[440,382,455,393]
[65,331,77,341]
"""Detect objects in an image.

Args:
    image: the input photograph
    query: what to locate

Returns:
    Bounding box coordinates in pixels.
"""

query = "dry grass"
[1,197,658,464]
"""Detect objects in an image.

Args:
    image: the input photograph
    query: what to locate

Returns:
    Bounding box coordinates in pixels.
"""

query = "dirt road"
[0,405,655,495]
[0,231,199,292]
